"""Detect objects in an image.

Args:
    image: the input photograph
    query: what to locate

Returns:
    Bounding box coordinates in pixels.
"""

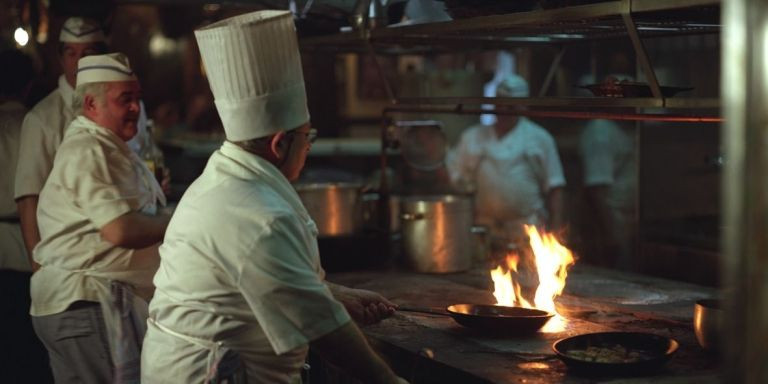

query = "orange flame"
[490,225,576,330]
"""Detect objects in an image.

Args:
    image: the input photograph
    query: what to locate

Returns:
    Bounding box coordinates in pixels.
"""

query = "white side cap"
[60,17,106,43]
[194,10,310,141]
[496,73,530,97]
[76,53,137,87]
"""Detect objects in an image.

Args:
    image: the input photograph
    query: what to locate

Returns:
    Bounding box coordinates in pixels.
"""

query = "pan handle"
[397,305,450,317]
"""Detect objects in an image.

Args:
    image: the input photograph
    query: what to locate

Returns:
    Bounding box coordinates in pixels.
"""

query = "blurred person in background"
[141,11,406,384]
[0,48,53,384]
[14,17,108,269]
[447,74,566,249]
[579,116,637,270]
[30,53,170,383]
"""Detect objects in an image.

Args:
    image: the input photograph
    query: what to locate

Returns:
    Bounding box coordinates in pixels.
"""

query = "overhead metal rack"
[301,0,720,53]
[299,0,722,113]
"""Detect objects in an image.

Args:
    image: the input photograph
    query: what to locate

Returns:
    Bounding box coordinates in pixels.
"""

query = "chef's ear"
[83,93,98,114]
[269,131,288,159]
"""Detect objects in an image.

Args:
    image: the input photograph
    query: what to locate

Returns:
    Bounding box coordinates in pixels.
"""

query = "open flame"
[490,225,575,330]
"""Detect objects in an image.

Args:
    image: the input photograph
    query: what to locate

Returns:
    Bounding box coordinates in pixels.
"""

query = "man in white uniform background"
[0,49,53,383]
[142,11,406,384]
[579,118,637,270]
[31,53,170,383]
[447,74,566,248]
[14,17,108,270]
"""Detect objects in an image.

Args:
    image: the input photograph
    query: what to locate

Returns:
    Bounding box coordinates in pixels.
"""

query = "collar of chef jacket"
[58,75,75,110]
[218,141,318,237]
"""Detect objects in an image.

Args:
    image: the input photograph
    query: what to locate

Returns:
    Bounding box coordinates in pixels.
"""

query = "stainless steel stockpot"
[294,182,364,237]
[400,194,473,273]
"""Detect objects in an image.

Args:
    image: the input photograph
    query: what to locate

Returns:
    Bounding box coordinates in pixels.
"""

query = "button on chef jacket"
[0,101,31,272]
[14,76,76,200]
[144,141,350,383]
[447,117,566,238]
[30,115,161,317]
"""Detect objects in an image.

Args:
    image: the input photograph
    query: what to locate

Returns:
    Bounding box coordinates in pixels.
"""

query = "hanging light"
[14,27,29,46]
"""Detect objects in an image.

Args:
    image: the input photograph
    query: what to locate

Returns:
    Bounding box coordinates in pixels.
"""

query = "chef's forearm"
[100,211,171,249]
[16,195,41,270]
[311,321,403,384]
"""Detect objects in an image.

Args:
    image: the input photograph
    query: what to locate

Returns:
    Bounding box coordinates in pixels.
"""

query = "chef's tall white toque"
[194,10,310,141]
[76,53,138,87]
[59,17,106,43]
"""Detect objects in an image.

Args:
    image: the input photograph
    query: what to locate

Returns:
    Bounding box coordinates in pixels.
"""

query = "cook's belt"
[0,217,20,223]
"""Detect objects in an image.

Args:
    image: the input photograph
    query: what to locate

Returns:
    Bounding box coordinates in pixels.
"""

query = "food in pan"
[564,344,656,363]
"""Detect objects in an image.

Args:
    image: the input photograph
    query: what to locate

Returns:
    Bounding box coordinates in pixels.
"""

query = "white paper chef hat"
[194,10,310,141]
[76,53,138,87]
[495,74,529,97]
[60,17,106,43]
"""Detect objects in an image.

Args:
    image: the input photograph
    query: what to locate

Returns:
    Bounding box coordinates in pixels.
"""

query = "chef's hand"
[333,286,397,325]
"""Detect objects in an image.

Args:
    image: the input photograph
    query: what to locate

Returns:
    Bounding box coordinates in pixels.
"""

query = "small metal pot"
[694,299,722,351]
[400,194,473,273]
[294,182,364,237]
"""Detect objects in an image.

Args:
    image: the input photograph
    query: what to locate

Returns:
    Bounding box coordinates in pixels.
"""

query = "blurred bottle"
[139,119,165,184]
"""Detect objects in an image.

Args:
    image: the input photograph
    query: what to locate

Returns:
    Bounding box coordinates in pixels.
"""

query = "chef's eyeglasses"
[291,128,317,144]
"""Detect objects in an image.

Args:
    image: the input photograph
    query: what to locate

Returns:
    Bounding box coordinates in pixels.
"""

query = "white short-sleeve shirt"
[30,115,161,316]
[0,101,31,272]
[145,142,350,382]
[579,119,636,210]
[14,76,76,200]
[447,117,566,232]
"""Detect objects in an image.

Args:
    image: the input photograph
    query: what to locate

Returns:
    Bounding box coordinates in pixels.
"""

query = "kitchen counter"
[327,265,720,383]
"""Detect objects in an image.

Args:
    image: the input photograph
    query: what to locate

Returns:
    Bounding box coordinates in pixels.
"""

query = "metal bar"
[621,0,663,99]
[631,0,719,13]
[368,0,719,38]
[378,114,391,232]
[383,105,722,123]
[393,96,720,109]
[722,0,768,380]
[538,46,567,97]
[363,37,397,105]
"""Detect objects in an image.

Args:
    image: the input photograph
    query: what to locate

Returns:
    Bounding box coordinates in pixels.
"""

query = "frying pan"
[398,304,554,335]
[552,332,678,376]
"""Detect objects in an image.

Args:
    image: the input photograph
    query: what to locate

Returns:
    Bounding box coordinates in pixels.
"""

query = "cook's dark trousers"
[0,270,53,383]
[31,301,112,384]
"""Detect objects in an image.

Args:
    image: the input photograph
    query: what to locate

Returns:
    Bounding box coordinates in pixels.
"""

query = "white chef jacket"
[447,117,566,239]
[14,75,76,200]
[579,119,636,211]
[142,142,350,384]
[0,101,31,272]
[30,115,164,317]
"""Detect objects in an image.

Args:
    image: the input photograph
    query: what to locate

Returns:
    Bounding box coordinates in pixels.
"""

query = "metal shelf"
[300,0,720,53]
[393,96,720,109]
[299,0,721,113]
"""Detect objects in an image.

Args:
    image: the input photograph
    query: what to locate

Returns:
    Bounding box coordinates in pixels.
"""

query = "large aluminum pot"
[400,194,473,273]
[294,182,363,237]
